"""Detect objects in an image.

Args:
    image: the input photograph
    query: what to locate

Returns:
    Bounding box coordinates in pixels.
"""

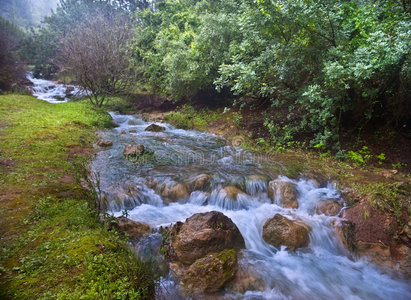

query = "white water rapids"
[26,72,85,103]
[89,112,411,300]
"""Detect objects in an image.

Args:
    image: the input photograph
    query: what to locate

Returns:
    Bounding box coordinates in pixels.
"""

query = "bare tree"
[56,11,134,107]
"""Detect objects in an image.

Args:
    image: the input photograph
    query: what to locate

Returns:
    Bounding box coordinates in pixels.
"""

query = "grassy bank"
[0,95,155,299]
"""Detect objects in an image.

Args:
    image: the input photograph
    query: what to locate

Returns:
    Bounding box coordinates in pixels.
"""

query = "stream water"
[26,72,85,103]
[27,77,410,299]
[91,112,411,300]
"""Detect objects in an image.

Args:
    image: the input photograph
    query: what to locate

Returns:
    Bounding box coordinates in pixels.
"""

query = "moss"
[0,95,156,299]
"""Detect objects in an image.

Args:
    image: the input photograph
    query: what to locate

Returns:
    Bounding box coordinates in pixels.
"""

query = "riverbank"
[0,95,156,298]
[133,100,411,277]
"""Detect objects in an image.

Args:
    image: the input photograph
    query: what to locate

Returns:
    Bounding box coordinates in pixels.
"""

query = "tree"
[0,17,26,91]
[56,11,134,106]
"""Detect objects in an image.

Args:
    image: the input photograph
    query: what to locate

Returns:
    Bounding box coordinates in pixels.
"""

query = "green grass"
[164,104,220,131]
[0,95,156,299]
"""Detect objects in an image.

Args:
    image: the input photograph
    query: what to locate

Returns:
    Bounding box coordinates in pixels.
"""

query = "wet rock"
[169,183,189,201]
[128,120,138,125]
[47,85,55,90]
[65,86,74,97]
[110,119,119,128]
[129,129,137,133]
[97,140,113,147]
[181,249,238,294]
[172,211,245,265]
[267,179,299,209]
[157,182,189,203]
[228,265,265,293]
[120,130,126,134]
[192,174,212,191]
[395,244,411,278]
[262,214,311,251]
[335,220,356,252]
[145,123,166,132]
[123,144,144,158]
[219,186,245,200]
[316,199,342,216]
[115,216,150,240]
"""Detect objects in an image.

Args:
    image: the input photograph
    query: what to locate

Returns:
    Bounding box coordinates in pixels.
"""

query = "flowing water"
[26,72,85,103]
[91,112,411,300]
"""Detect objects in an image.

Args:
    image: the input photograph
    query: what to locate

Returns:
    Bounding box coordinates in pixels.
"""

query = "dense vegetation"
[1,0,409,151]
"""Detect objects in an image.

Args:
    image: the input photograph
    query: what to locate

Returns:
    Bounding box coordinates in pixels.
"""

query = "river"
[29,75,411,299]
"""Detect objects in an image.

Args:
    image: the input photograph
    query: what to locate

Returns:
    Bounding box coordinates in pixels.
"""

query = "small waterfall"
[91,112,411,299]
[26,72,85,103]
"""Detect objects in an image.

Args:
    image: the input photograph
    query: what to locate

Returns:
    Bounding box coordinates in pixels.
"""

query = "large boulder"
[181,249,238,294]
[115,216,151,240]
[123,144,144,158]
[172,211,245,265]
[262,214,311,251]
[316,199,342,216]
[145,123,166,132]
[267,179,299,209]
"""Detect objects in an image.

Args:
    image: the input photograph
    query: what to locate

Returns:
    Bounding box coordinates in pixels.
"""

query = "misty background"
[0,0,59,28]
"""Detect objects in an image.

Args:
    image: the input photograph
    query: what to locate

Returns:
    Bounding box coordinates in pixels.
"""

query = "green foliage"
[164,105,219,131]
[392,162,407,169]
[346,146,371,166]
[377,153,386,165]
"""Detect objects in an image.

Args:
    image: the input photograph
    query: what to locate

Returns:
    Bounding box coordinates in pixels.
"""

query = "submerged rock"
[172,211,245,265]
[129,129,137,133]
[262,214,311,251]
[115,216,151,240]
[181,249,238,294]
[97,140,113,147]
[267,179,299,209]
[145,123,166,132]
[316,199,342,216]
[123,144,144,158]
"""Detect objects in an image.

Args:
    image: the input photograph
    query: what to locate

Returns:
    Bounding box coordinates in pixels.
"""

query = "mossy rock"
[181,249,238,295]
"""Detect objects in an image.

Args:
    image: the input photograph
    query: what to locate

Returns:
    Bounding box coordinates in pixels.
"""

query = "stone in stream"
[262,214,311,251]
[267,179,299,209]
[181,249,238,295]
[114,216,151,240]
[123,144,145,157]
[316,199,342,216]
[157,182,190,203]
[97,140,113,147]
[145,123,166,132]
[170,211,245,265]
[129,129,137,133]
[219,186,245,200]
[191,174,212,191]
[65,86,74,97]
